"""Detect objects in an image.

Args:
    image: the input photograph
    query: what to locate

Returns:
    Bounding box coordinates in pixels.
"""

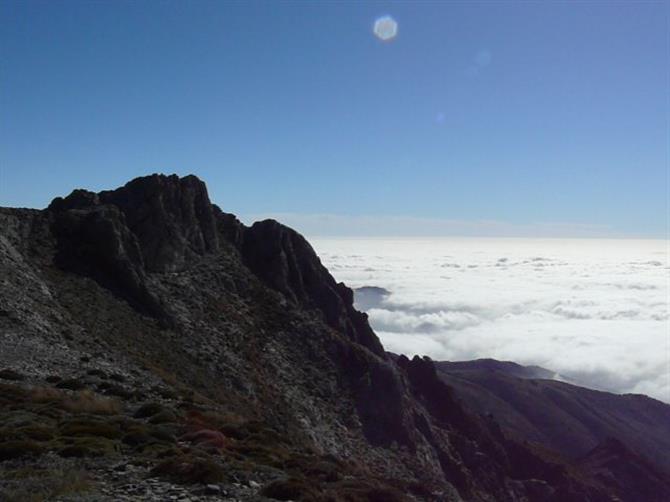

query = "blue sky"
[1,1,668,237]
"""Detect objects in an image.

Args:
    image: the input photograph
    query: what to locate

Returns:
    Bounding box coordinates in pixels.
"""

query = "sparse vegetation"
[261,477,320,501]
[134,402,164,418]
[150,454,227,484]
[148,409,178,424]
[0,467,92,502]
[59,418,123,439]
[0,440,45,460]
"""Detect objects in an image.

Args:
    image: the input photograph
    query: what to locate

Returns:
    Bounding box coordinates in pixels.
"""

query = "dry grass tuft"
[30,387,121,415]
[1,467,92,502]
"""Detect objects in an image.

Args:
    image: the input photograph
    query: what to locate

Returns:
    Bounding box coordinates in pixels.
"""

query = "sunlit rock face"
[373,15,398,41]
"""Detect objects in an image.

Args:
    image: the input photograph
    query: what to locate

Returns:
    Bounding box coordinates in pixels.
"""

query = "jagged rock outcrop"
[46,174,383,355]
[49,174,220,274]
[241,219,384,356]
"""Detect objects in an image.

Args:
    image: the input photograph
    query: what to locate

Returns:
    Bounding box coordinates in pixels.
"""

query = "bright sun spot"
[373,15,398,42]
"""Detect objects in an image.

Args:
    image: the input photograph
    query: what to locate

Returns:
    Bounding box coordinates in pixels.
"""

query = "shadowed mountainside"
[0,173,668,501]
[436,359,670,477]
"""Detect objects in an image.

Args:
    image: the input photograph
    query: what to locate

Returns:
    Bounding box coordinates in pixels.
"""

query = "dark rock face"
[353,354,412,447]
[50,174,220,274]
[47,174,382,355]
[50,203,165,319]
[47,173,222,319]
[241,219,384,356]
[99,174,220,273]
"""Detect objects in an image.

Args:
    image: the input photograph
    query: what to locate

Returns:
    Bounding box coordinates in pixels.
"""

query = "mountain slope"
[437,360,670,477]
[0,174,667,501]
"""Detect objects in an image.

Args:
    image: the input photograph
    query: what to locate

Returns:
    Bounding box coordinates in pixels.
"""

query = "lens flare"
[373,15,398,42]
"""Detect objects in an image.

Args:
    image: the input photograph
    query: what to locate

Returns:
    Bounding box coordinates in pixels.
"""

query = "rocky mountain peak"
[43,174,384,355]
[50,174,220,273]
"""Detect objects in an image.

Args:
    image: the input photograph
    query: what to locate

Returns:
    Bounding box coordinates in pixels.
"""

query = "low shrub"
[148,424,177,442]
[57,437,118,458]
[150,454,227,484]
[0,383,28,404]
[364,487,409,502]
[61,390,122,415]
[180,429,228,450]
[148,409,178,425]
[0,467,91,502]
[15,425,56,442]
[0,440,45,460]
[261,478,320,501]
[122,430,154,447]
[138,443,180,459]
[230,441,290,468]
[302,459,342,483]
[326,480,410,502]
[59,419,122,440]
[134,402,164,419]
[0,369,25,381]
[56,379,86,391]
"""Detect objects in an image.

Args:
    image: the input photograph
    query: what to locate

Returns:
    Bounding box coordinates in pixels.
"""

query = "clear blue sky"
[1,1,668,237]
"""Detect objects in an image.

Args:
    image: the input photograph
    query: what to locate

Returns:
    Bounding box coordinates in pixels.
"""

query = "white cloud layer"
[311,237,670,403]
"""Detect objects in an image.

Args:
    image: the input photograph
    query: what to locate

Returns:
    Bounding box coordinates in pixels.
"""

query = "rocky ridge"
[0,173,668,501]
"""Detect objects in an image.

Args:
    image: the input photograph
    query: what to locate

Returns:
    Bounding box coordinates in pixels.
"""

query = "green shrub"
[16,425,56,442]
[59,419,122,440]
[303,459,342,483]
[138,443,180,459]
[364,487,409,502]
[260,478,320,501]
[122,425,155,447]
[134,402,164,418]
[57,437,118,458]
[148,424,177,442]
[0,440,45,460]
[231,441,291,468]
[148,409,177,425]
[0,467,92,502]
[150,454,227,484]
[326,480,410,502]
[0,383,28,404]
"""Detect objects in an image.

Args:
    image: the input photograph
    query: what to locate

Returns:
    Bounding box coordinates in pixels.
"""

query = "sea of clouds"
[310,237,669,403]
